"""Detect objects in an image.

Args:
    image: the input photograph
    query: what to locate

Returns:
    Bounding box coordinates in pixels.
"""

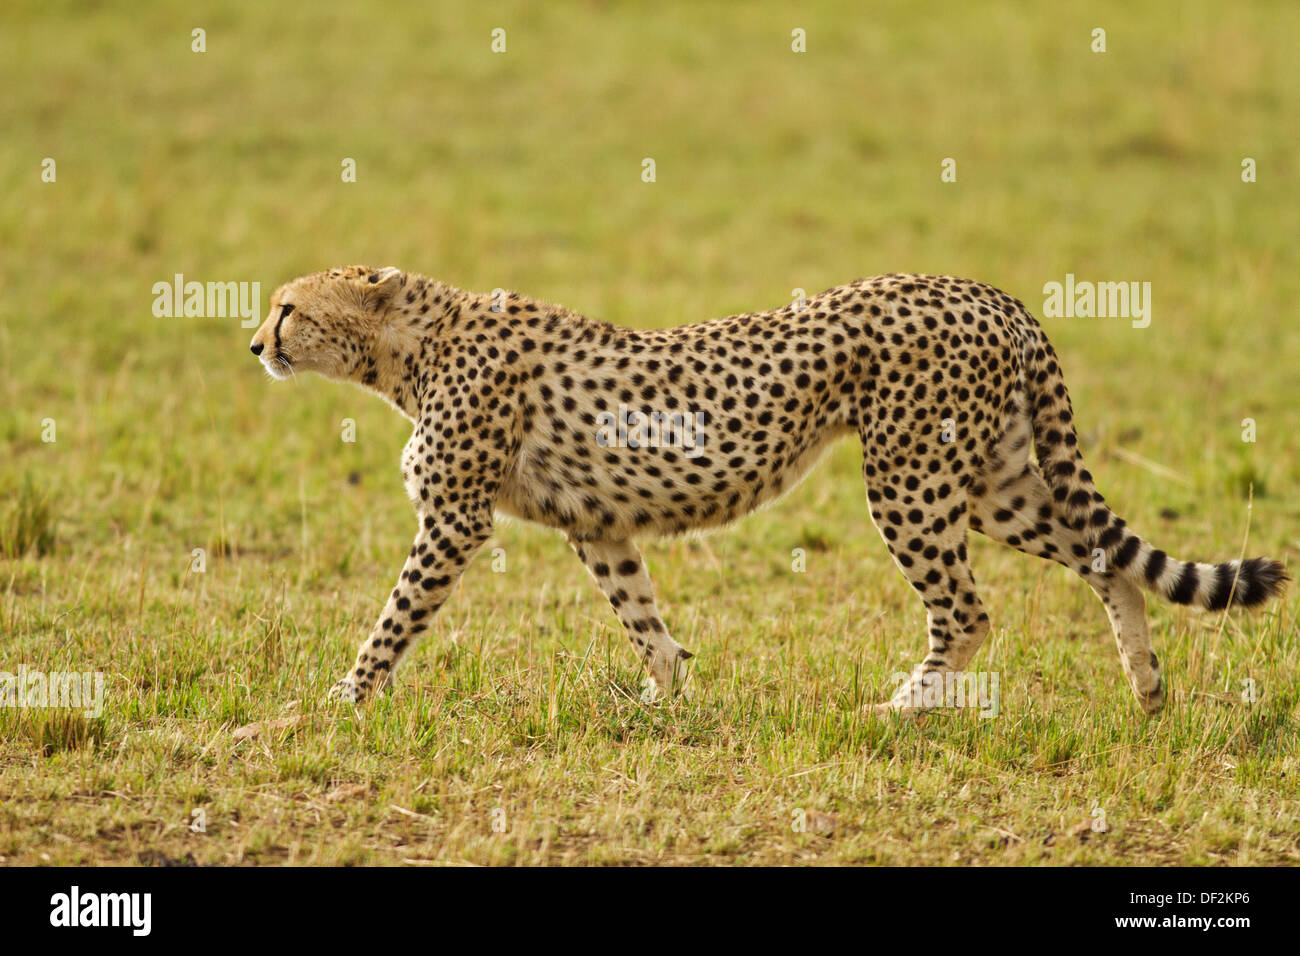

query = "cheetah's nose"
[250,342,264,356]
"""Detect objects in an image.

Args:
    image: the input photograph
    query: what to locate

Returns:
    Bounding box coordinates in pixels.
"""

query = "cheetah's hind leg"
[966,398,1164,713]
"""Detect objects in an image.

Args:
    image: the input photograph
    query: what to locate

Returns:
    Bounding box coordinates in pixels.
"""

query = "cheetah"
[249,266,1286,713]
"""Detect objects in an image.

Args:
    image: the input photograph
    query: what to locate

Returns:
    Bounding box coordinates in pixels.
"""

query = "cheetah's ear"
[361,266,404,310]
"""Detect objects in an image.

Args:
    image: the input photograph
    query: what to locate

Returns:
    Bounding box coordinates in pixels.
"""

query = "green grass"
[1,0,1297,865]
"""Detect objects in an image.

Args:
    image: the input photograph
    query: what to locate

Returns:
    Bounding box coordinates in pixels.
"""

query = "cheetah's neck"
[346,280,466,421]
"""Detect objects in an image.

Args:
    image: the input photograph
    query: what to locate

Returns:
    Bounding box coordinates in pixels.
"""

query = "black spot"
[1206,563,1236,611]
[1169,563,1198,604]
[1113,535,1141,570]
[1145,549,1167,584]
[1096,523,1125,550]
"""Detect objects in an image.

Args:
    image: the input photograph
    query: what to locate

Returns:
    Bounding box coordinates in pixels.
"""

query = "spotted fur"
[249,266,1286,713]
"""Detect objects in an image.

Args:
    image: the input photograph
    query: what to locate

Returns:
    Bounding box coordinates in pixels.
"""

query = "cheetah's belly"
[496,420,854,540]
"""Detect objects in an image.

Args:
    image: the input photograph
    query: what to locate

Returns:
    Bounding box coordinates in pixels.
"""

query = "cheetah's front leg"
[568,537,692,701]
[330,504,492,703]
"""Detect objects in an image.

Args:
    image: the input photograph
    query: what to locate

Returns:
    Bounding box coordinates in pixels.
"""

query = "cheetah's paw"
[641,678,691,704]
[871,687,927,718]
[640,646,694,704]
[328,676,367,704]
[642,663,694,704]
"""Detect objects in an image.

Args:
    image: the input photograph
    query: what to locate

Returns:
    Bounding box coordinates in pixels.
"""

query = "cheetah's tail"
[1019,322,1287,611]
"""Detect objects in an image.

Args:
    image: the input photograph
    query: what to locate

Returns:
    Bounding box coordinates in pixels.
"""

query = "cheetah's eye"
[280,303,295,318]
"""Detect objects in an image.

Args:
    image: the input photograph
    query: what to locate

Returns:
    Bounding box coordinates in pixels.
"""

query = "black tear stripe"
[1145,549,1167,584]
[1169,563,1199,604]
[273,309,287,353]
[1206,563,1236,611]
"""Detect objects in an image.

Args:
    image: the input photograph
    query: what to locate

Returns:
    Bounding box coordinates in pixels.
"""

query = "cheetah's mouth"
[260,350,295,380]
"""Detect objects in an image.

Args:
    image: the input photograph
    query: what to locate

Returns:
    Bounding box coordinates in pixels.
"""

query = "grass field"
[1,1,1297,866]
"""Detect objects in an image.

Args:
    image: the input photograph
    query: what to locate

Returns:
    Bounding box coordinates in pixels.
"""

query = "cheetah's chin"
[259,354,294,380]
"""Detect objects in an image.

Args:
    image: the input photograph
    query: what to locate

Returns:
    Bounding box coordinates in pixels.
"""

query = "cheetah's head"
[249,265,405,381]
